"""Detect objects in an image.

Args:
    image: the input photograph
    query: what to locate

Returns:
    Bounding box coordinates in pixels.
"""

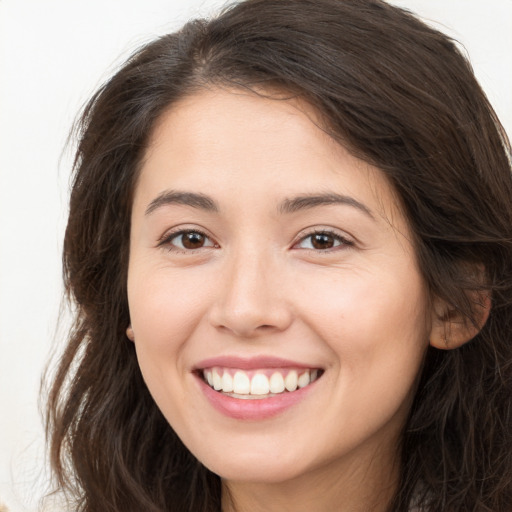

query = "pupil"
[183,232,204,249]
[312,233,334,249]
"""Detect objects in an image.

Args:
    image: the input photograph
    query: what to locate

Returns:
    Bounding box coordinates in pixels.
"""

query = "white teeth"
[284,370,298,392]
[212,369,222,390]
[269,372,285,393]
[250,373,270,395]
[233,371,251,394]
[203,367,320,396]
[297,370,310,388]
[221,372,234,392]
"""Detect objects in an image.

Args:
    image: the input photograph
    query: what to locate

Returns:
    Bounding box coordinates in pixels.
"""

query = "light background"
[0,1,511,510]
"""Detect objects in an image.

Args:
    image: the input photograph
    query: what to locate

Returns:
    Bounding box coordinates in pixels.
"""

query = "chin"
[195,442,319,484]
[210,461,306,485]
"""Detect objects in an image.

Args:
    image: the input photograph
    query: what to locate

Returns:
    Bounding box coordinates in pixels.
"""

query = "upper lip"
[194,355,321,371]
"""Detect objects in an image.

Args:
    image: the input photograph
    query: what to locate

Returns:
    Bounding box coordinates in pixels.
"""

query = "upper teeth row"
[203,368,319,395]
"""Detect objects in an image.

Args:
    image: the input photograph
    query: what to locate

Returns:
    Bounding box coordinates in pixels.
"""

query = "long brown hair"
[46,0,512,510]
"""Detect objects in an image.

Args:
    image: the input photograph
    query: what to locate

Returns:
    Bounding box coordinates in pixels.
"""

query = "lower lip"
[196,374,316,420]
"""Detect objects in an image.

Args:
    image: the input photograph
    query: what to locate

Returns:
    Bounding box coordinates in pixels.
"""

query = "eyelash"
[294,230,354,251]
[158,228,354,253]
[158,228,216,253]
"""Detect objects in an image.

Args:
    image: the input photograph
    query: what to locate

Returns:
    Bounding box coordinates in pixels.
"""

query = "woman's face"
[127,88,433,485]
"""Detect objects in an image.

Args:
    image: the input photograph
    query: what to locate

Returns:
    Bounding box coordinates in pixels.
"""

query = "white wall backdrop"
[0,1,510,510]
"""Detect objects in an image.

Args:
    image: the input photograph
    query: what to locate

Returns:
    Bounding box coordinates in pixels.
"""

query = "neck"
[221,443,400,512]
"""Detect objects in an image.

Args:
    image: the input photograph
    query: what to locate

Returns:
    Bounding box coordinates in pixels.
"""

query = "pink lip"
[195,376,316,420]
[195,355,315,371]
[193,355,321,421]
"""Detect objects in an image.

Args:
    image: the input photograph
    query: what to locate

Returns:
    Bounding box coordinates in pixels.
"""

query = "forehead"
[135,87,404,225]
[144,88,337,166]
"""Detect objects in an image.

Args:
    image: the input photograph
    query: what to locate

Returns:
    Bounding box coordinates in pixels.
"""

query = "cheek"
[294,264,428,441]
[295,259,430,364]
[126,265,211,424]
[126,263,215,410]
[127,263,211,347]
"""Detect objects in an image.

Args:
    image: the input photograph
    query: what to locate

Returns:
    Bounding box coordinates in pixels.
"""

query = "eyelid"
[156,225,354,252]
[292,227,355,251]
[157,225,219,251]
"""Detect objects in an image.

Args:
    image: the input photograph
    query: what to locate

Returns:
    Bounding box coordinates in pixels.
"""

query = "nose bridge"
[210,242,291,336]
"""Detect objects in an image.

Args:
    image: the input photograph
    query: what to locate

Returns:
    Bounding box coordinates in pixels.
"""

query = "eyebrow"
[279,193,374,218]
[145,190,219,215]
[145,189,373,219]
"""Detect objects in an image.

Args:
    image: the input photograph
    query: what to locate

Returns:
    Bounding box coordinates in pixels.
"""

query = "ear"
[126,325,135,342]
[429,291,491,350]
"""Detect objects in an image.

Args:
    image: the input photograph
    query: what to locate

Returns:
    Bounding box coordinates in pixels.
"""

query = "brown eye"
[182,231,206,249]
[295,231,352,251]
[165,230,215,251]
[311,233,335,250]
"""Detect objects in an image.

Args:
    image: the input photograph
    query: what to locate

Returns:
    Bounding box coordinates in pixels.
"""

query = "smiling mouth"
[200,367,323,399]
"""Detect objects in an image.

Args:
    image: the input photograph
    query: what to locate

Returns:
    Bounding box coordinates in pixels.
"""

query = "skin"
[127,88,441,512]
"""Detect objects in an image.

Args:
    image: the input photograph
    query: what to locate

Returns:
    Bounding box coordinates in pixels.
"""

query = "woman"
[46,0,512,510]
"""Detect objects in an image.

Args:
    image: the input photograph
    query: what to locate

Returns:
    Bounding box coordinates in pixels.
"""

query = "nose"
[208,250,293,338]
